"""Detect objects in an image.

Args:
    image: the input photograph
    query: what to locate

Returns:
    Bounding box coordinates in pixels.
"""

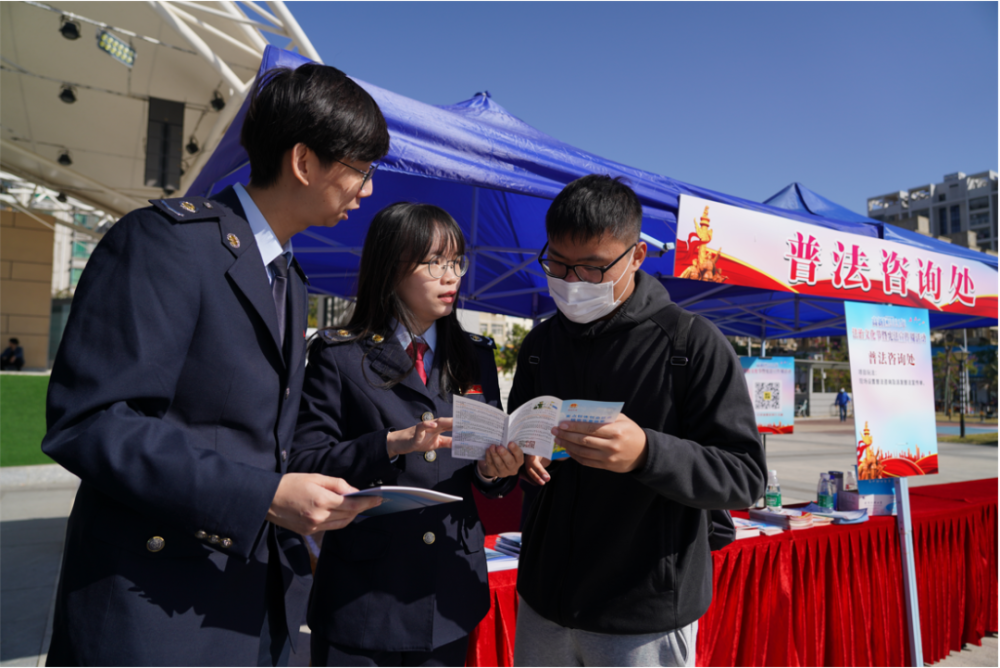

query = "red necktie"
[406,341,430,385]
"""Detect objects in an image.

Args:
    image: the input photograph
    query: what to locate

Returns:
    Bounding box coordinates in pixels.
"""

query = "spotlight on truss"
[97,30,136,68]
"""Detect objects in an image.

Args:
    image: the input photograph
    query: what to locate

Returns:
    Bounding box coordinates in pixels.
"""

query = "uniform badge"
[371,334,384,343]
[470,334,482,342]
[226,233,240,248]
[337,329,350,337]
[181,201,197,213]
[465,385,483,395]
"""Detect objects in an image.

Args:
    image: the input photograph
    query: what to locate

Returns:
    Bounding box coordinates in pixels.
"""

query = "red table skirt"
[468,479,998,667]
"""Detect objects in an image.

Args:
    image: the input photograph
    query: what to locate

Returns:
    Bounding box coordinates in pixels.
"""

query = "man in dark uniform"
[42,64,389,667]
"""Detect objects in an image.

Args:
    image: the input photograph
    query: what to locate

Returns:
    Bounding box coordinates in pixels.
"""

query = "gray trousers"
[513,598,698,667]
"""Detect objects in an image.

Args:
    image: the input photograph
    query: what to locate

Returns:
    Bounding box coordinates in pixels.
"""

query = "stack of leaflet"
[733,517,784,538]
[748,508,815,530]
[485,547,518,572]
[494,532,522,557]
[486,532,521,573]
[801,503,869,525]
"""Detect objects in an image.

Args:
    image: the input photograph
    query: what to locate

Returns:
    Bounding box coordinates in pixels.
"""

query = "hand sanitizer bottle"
[765,470,782,509]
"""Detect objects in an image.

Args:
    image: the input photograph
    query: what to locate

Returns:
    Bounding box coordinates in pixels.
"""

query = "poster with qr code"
[740,357,795,434]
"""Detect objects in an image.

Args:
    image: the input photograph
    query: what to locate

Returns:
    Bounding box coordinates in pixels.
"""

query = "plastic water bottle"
[765,470,782,509]
[817,473,835,510]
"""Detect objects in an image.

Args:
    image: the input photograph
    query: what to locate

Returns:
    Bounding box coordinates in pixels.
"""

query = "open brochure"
[451,395,623,461]
[346,485,462,517]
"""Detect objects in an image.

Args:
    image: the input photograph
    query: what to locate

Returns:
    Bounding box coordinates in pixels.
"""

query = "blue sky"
[289,2,997,215]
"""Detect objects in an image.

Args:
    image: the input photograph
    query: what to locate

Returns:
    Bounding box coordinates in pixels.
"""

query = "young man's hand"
[551,414,648,473]
[521,454,552,485]
[477,442,525,480]
[267,474,382,534]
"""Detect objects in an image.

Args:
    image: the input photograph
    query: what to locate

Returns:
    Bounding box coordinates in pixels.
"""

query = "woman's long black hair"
[328,202,478,395]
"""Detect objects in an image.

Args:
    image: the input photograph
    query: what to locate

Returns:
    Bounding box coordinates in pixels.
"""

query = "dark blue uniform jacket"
[42,188,312,666]
[289,328,517,652]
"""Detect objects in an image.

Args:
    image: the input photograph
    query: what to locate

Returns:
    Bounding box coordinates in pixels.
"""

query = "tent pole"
[468,187,479,300]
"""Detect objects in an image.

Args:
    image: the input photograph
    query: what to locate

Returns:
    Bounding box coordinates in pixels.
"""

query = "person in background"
[41,64,388,667]
[0,338,24,371]
[511,175,765,667]
[291,202,523,667]
[835,388,851,422]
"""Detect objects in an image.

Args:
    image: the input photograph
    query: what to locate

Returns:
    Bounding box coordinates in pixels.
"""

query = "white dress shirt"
[233,182,293,284]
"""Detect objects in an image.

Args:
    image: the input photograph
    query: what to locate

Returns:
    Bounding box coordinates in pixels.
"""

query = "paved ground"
[1,409,995,667]
[1,467,79,667]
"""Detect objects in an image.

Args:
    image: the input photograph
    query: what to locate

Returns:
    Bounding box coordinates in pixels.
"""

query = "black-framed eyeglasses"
[537,242,636,284]
[418,254,470,279]
[335,159,378,191]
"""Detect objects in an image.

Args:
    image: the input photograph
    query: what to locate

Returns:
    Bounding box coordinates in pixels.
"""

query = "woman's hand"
[477,442,524,480]
[521,454,552,485]
[386,418,453,458]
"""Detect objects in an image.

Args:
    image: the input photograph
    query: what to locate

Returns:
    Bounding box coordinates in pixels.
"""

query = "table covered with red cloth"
[466,479,997,667]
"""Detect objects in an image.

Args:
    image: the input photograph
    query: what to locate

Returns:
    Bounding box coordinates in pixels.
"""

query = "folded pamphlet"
[451,395,623,461]
[733,517,784,536]
[748,508,816,530]
[801,503,869,524]
[346,486,463,517]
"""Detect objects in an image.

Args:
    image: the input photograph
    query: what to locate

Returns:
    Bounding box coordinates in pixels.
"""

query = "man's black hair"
[241,64,391,189]
[546,174,643,245]
[9,338,19,345]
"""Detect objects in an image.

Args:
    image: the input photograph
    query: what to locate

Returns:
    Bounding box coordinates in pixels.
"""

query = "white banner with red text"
[673,195,996,317]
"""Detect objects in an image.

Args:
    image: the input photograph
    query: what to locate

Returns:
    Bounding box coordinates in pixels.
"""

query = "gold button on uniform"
[285,387,290,398]
[146,536,165,552]
[337,329,350,337]
[421,411,434,422]
[422,532,436,545]
[372,334,384,343]
[220,538,233,549]
[195,530,207,540]
[281,449,287,462]
[424,450,437,463]
[207,535,220,545]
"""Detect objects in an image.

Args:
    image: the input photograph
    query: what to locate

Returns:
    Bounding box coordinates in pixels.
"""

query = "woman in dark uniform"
[290,202,523,667]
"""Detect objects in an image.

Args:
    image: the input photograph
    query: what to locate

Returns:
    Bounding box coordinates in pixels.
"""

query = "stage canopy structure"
[190,46,997,337]
[0,0,318,228]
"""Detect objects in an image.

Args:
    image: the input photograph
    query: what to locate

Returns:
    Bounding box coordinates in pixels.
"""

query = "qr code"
[754,382,780,410]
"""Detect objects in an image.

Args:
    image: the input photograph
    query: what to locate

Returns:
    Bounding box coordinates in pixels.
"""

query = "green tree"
[494,323,529,376]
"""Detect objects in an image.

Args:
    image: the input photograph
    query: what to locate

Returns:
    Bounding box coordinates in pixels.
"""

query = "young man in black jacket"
[510,175,766,667]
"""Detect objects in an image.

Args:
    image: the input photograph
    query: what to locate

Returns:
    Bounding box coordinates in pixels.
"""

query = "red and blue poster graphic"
[673,195,996,318]
[740,357,795,434]
[844,301,938,479]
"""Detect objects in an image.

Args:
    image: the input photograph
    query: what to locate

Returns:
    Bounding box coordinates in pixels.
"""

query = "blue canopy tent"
[188,46,996,337]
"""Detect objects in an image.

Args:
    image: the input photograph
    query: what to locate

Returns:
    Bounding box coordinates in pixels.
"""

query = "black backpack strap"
[650,303,696,398]
[651,304,735,551]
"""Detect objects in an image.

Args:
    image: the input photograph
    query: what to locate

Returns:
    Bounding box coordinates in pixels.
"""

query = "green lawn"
[0,375,53,467]
[938,431,998,446]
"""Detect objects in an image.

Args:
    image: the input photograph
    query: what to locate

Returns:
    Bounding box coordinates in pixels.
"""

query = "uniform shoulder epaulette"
[466,332,495,349]
[318,328,358,345]
[150,196,225,222]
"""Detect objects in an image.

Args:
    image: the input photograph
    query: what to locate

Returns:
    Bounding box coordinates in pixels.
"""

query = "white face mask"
[547,248,636,323]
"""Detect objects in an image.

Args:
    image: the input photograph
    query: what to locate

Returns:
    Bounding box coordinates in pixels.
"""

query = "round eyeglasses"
[419,255,470,279]
[537,242,636,284]
[335,159,378,192]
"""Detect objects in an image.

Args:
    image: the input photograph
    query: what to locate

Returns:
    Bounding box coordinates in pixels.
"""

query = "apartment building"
[867,170,998,252]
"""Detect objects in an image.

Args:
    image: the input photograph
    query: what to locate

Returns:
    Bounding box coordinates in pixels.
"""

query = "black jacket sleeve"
[631,316,766,510]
